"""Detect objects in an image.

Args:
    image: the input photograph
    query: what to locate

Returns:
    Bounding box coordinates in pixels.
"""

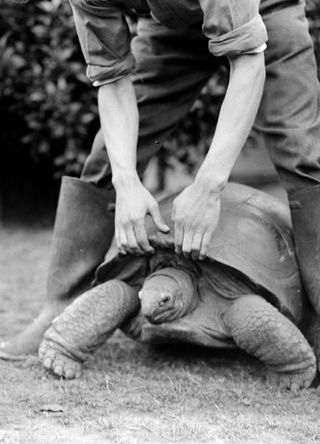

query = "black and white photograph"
[1,0,320,442]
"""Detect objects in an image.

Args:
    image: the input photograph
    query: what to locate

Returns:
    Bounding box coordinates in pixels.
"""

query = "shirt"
[69,0,268,85]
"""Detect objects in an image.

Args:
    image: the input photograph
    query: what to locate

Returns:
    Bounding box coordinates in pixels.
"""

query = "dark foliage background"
[0,0,319,217]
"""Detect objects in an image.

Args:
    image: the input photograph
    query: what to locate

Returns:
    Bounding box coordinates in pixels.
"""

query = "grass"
[0,225,320,443]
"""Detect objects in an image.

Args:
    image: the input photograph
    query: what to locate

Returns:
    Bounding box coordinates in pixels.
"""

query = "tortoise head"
[139,267,198,324]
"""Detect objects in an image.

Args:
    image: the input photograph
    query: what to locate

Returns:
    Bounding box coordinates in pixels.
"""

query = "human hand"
[115,179,169,255]
[172,181,221,260]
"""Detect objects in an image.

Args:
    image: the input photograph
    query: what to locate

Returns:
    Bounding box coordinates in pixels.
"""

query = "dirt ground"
[0,224,320,444]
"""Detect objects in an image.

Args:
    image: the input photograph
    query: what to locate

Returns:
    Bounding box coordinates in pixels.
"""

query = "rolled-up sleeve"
[199,0,268,57]
[69,0,135,84]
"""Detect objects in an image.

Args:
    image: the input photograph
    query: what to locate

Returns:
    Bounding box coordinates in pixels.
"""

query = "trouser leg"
[45,177,116,303]
[289,185,320,313]
[250,0,320,191]
[247,1,320,312]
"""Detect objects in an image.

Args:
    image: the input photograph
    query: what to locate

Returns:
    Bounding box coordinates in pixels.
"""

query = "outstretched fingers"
[198,232,212,261]
[171,184,221,260]
[148,202,170,234]
[116,220,154,255]
[173,218,212,261]
[114,188,169,255]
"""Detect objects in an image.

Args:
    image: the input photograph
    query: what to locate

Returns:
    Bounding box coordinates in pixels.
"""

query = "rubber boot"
[0,177,115,359]
[289,185,320,315]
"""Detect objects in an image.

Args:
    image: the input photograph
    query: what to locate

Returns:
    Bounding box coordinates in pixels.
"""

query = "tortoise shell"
[96,183,306,325]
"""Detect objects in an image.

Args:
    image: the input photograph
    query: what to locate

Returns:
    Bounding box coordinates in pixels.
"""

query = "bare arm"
[197,52,266,187]
[98,77,139,184]
[172,52,266,259]
[98,77,169,255]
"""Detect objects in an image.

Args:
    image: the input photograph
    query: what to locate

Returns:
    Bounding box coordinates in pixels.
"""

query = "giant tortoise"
[39,183,320,390]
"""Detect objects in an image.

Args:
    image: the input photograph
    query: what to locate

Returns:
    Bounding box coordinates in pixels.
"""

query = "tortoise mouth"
[140,291,181,324]
[145,313,171,324]
[144,306,181,324]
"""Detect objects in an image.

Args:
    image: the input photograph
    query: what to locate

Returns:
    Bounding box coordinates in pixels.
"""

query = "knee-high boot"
[289,185,320,314]
[0,176,115,359]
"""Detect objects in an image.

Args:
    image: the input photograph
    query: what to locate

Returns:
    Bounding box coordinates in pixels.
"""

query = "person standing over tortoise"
[1,0,320,359]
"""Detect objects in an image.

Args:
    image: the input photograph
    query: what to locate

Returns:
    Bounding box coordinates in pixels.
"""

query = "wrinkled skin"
[139,267,198,323]
[38,267,319,391]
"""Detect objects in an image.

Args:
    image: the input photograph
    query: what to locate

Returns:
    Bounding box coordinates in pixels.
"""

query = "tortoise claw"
[266,366,316,391]
[39,340,82,379]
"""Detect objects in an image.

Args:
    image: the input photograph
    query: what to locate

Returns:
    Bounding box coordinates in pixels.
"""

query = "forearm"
[98,76,168,254]
[196,53,266,190]
[98,76,140,189]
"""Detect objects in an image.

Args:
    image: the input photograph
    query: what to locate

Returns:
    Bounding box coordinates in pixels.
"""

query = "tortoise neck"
[145,267,194,287]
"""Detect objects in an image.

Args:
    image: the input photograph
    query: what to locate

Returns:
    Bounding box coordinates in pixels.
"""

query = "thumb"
[149,203,170,233]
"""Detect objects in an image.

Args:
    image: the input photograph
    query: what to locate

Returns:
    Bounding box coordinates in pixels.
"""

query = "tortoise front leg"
[39,280,139,379]
[224,295,316,391]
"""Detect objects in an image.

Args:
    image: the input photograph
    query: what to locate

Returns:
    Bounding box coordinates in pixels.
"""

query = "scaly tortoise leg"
[224,295,316,391]
[39,280,139,379]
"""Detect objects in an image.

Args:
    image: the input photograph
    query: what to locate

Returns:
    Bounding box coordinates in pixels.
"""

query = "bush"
[0,0,319,185]
[0,0,98,178]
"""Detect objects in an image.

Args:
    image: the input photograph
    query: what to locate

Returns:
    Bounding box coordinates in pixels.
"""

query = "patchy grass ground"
[0,224,320,444]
